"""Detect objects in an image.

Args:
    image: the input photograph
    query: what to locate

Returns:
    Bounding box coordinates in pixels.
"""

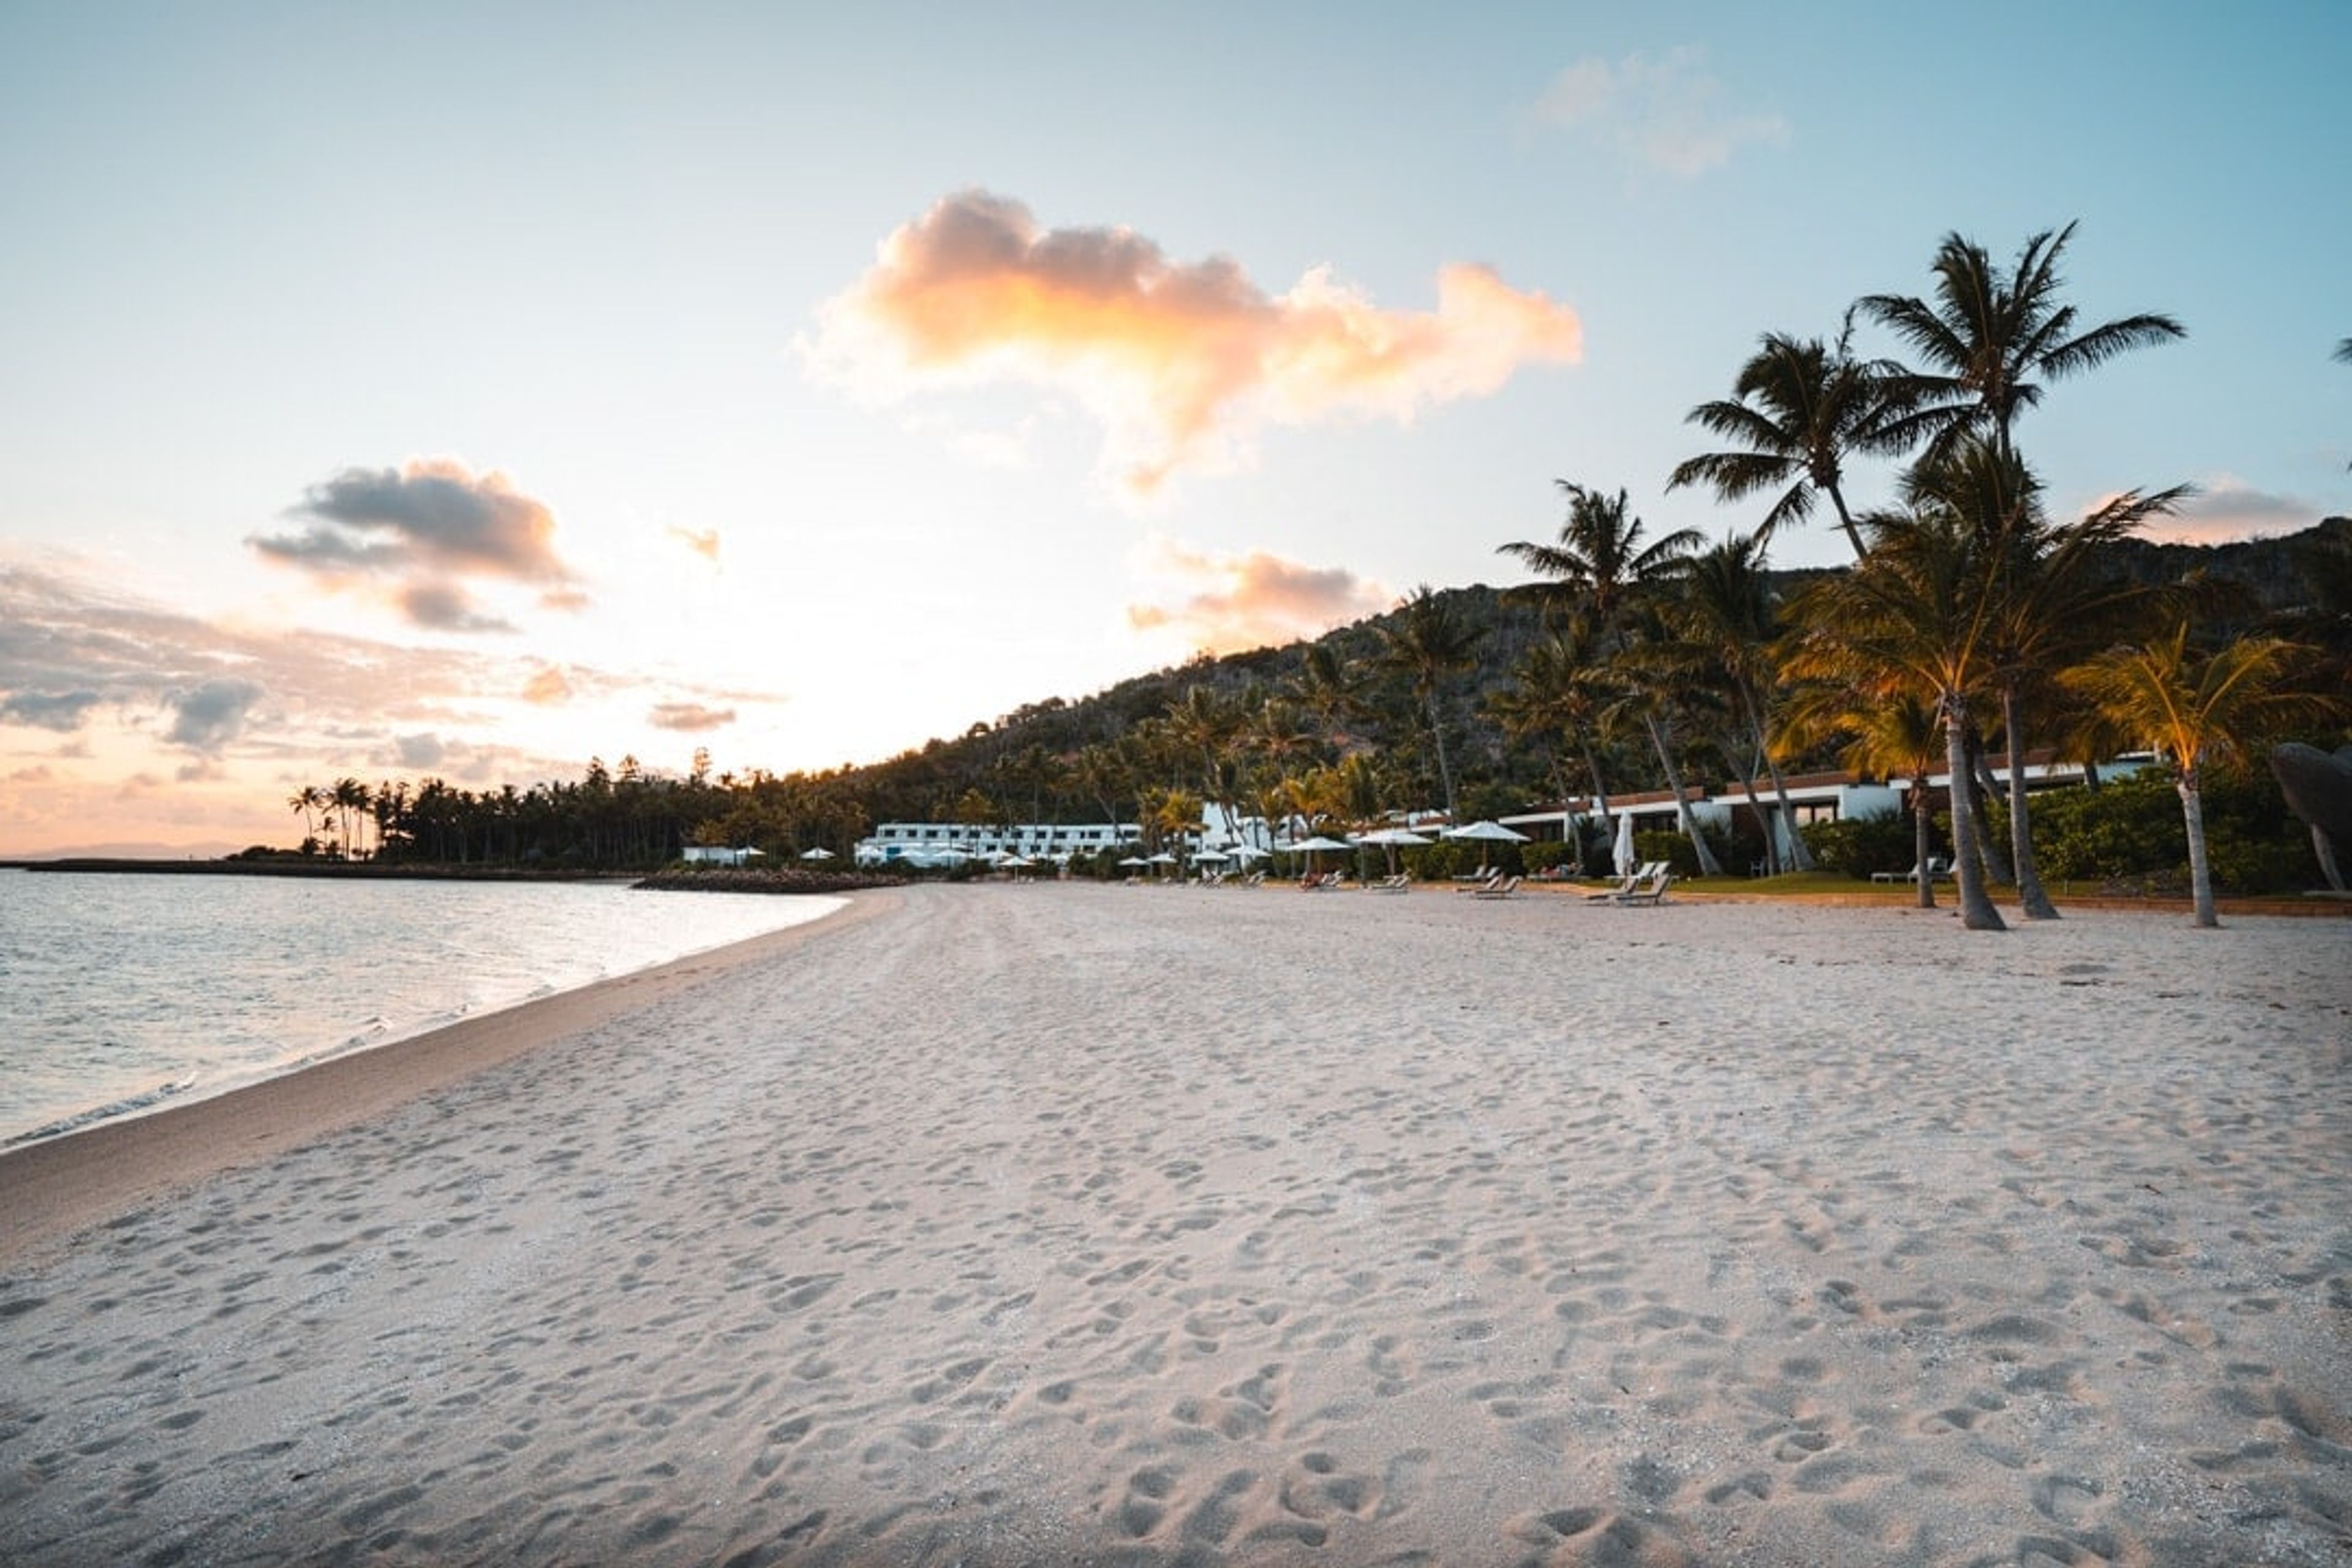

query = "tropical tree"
[1499,483,1714,869]
[2063,623,2340,926]
[330,777,369,859]
[287,784,326,850]
[1372,586,1486,822]
[1902,439,2186,918]
[1490,627,1618,825]
[1855,222,2185,466]
[1783,682,1948,908]
[1782,504,2010,929]
[1667,331,1907,557]
[1665,530,1817,870]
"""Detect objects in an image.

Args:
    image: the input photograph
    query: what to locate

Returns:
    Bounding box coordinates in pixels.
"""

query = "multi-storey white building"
[854,821,1139,868]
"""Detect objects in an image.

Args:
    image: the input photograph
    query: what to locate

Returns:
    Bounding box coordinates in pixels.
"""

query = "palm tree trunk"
[1946,697,2007,930]
[1964,733,2015,885]
[1425,687,1458,822]
[1741,682,1816,872]
[2003,687,2060,919]
[1826,484,1868,559]
[2180,769,2219,928]
[1912,794,1937,910]
[1642,714,1724,876]
[1727,753,1776,875]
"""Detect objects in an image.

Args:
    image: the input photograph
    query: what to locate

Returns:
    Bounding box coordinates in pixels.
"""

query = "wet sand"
[2,883,2346,1566]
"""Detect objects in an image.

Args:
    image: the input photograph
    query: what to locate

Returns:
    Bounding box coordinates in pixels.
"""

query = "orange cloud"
[806,191,1582,494]
[1126,538,1392,655]
[665,524,721,562]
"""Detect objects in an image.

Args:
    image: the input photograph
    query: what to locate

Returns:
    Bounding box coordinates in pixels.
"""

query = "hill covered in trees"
[265,516,2348,879]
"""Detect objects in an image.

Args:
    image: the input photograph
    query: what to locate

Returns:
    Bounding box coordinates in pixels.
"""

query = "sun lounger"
[1611,866,1673,905]
[1454,869,1504,894]
[1871,856,1953,884]
[1584,861,1658,902]
[1471,875,1522,899]
[1367,873,1410,893]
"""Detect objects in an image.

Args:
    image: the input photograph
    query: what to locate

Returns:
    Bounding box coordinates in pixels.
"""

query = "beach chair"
[1368,873,1410,894]
[1471,875,1521,899]
[1872,856,1951,885]
[1612,865,1673,905]
[1584,861,1653,902]
[1454,869,1504,894]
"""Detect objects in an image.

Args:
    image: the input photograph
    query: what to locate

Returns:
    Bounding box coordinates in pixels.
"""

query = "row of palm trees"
[284,753,753,869]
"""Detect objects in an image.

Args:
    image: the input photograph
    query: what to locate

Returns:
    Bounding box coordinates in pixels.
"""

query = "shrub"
[1800,813,1918,879]
[2002,766,2320,895]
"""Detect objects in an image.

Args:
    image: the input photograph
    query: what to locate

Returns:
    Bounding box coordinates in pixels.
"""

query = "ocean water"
[0,870,842,1146]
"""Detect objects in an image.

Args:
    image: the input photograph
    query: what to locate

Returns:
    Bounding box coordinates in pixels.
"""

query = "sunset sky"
[4,2,2347,854]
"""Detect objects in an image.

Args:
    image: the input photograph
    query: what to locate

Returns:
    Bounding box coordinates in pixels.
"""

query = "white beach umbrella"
[1442,819,1530,873]
[1284,834,1354,880]
[1354,826,1431,875]
[1117,855,1151,867]
[799,846,835,861]
[1223,843,1270,862]
[1613,811,1637,877]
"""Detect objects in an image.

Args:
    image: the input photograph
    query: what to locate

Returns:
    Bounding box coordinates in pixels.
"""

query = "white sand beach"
[2,883,2346,1567]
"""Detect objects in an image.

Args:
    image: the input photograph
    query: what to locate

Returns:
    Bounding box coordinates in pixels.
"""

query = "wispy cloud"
[804,191,1582,496]
[1126,538,1392,655]
[1532,47,1787,178]
[665,524,722,564]
[251,458,585,630]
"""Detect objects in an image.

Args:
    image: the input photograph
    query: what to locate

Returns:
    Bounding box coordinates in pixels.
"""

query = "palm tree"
[1902,439,2186,918]
[1499,483,1702,646]
[1372,586,1485,823]
[1499,483,1714,869]
[1856,222,2184,466]
[1491,628,1618,826]
[1782,505,2010,929]
[330,777,369,859]
[1784,680,1948,908]
[1667,331,1907,557]
[2063,623,2340,927]
[1667,530,1817,871]
[287,784,326,850]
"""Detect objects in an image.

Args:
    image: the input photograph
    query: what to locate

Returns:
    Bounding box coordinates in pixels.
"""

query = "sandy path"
[1,884,2346,1566]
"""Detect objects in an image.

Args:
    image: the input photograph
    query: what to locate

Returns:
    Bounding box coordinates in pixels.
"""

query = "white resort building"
[854,821,1139,869]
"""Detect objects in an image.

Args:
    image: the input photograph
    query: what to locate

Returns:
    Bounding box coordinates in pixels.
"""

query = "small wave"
[3,1077,196,1148]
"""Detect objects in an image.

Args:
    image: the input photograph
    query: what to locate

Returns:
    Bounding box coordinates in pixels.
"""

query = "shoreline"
[0,891,885,1264]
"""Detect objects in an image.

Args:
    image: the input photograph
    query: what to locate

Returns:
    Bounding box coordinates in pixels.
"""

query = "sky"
[3,1,2347,855]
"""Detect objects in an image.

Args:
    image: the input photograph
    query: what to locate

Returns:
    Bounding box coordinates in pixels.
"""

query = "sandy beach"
[2,883,2346,1567]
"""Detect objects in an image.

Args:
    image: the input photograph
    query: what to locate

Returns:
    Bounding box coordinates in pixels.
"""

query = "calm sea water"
[0,870,841,1146]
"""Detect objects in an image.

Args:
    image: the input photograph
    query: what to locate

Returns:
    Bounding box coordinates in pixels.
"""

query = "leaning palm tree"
[1856,222,2184,466]
[2062,623,2340,927]
[1666,530,1817,870]
[1782,505,2010,929]
[1372,586,1486,823]
[1904,439,2188,918]
[1667,331,1908,557]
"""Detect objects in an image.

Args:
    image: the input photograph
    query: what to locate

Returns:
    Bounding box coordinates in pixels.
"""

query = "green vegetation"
[265,230,2352,916]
